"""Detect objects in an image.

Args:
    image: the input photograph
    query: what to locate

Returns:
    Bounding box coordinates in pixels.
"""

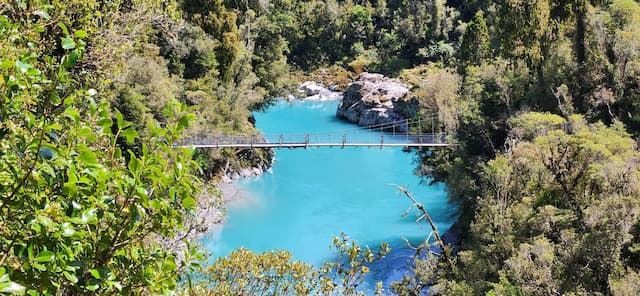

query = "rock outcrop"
[336,73,418,132]
[296,81,343,101]
[221,148,274,181]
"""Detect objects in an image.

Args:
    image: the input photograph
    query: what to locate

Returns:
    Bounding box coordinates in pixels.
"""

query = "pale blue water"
[201,100,457,290]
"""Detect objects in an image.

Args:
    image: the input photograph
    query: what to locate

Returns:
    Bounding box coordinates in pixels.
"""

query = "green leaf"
[114,147,122,159]
[74,30,87,38]
[32,263,46,272]
[79,150,97,164]
[61,222,75,237]
[36,215,54,229]
[34,250,55,263]
[86,284,99,291]
[47,123,63,131]
[63,271,78,284]
[127,152,141,173]
[182,197,197,209]
[151,199,162,211]
[115,109,124,128]
[77,127,92,137]
[71,209,97,225]
[1,59,13,70]
[34,10,51,20]
[62,182,78,197]
[61,37,76,50]
[64,108,80,122]
[89,269,101,279]
[121,128,138,144]
[162,257,177,273]
[97,118,113,132]
[27,244,33,261]
[65,50,79,67]
[25,68,40,76]
[58,23,69,35]
[0,281,26,295]
[16,60,31,73]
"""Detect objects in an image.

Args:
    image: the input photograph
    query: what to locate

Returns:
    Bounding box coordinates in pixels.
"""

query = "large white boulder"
[297,81,343,101]
[336,72,417,132]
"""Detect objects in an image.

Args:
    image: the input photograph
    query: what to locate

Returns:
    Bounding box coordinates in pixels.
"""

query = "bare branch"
[391,184,454,269]
[401,237,419,250]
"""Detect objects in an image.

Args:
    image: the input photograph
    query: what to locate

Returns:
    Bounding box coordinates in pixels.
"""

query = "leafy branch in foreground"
[0,15,202,295]
[182,233,389,296]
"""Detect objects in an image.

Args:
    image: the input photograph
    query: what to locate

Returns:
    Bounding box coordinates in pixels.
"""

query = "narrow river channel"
[201,100,457,290]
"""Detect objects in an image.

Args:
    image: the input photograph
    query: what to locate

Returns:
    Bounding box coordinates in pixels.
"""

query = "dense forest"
[1,0,640,295]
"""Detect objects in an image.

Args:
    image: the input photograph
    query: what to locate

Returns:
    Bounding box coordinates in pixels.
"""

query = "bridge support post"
[342,133,346,149]
[305,134,309,149]
[279,134,283,148]
[432,117,436,145]
[380,132,384,149]
[406,123,408,142]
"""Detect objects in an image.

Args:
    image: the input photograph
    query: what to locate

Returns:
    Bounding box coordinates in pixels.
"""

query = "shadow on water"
[318,216,460,295]
[366,237,425,290]
[317,234,447,295]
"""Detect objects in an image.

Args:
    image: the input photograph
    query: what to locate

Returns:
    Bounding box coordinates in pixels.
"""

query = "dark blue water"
[201,100,457,290]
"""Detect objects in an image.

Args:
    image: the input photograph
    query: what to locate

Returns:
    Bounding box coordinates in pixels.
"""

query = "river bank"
[159,179,262,264]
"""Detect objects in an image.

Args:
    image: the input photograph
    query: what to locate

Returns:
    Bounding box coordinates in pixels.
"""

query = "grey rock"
[337,72,417,132]
[298,81,330,97]
[296,81,343,101]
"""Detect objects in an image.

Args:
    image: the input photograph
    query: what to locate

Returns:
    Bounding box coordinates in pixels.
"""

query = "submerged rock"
[297,81,343,101]
[299,81,328,96]
[336,72,418,132]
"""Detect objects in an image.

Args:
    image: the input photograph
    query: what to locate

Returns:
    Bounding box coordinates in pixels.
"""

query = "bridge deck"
[176,133,450,149]
[181,142,449,148]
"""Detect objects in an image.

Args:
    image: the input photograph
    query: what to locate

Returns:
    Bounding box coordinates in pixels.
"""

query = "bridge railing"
[177,132,448,147]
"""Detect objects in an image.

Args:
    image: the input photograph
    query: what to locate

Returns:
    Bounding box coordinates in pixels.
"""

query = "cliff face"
[336,73,418,132]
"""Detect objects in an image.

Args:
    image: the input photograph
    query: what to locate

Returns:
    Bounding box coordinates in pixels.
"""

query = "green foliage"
[187,248,317,295]
[457,11,489,70]
[508,112,567,141]
[439,114,640,294]
[182,233,389,295]
[400,64,461,133]
[609,269,640,295]
[0,13,202,294]
[344,5,374,45]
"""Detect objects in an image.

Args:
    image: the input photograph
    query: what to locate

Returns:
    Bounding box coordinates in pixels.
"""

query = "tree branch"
[392,185,454,269]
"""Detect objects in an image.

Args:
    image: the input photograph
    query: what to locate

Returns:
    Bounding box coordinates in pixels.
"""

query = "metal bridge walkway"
[176,133,449,149]
[176,118,451,149]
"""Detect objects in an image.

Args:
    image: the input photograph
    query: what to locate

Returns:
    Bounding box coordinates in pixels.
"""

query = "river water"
[200,100,457,290]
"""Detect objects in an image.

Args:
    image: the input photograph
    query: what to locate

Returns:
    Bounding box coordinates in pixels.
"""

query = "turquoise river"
[201,100,457,291]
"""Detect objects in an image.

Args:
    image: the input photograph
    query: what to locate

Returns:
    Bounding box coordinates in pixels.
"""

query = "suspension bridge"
[176,118,452,149]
